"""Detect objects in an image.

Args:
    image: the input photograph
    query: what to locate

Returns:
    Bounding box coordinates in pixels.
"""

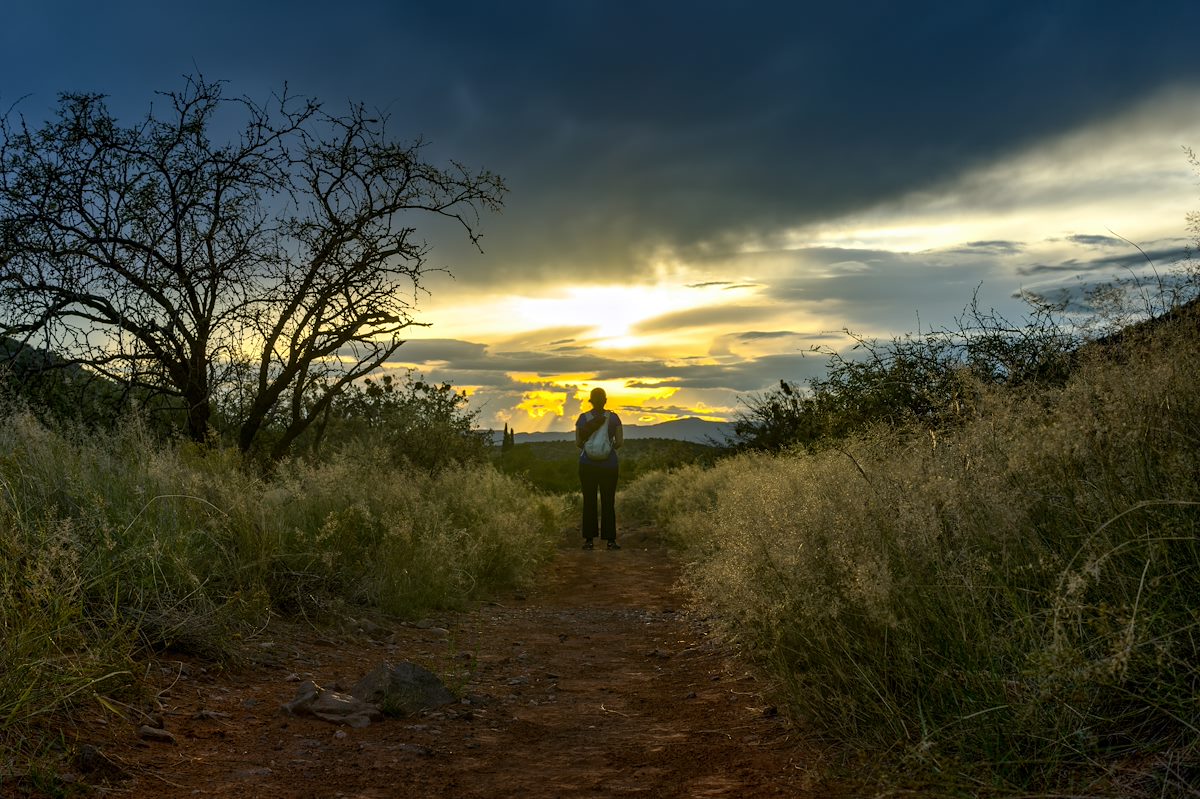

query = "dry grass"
[622,319,1199,793]
[0,418,565,773]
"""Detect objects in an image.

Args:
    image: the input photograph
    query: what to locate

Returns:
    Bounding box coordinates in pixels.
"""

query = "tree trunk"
[184,387,211,443]
[238,410,266,453]
[181,343,212,444]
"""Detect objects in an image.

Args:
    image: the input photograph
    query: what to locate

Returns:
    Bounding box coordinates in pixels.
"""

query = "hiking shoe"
[582,540,595,550]
[606,541,621,550]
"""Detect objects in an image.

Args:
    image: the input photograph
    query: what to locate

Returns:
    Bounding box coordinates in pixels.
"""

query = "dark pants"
[579,461,618,541]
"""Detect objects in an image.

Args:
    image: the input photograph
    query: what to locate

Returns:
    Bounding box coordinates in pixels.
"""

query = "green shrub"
[733,270,1199,453]
[300,372,491,470]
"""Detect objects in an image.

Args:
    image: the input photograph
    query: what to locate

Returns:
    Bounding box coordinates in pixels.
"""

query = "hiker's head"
[589,387,607,410]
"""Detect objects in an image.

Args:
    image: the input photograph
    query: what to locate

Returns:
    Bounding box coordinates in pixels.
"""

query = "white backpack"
[583,412,612,460]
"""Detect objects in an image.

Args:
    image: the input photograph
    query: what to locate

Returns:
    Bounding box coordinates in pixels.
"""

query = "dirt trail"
[68,527,841,798]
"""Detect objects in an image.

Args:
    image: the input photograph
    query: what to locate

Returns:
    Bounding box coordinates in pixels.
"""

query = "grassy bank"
[621,318,1199,793]
[0,416,565,766]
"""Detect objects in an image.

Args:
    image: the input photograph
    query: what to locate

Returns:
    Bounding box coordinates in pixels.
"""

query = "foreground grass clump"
[0,418,564,754]
[624,321,1199,792]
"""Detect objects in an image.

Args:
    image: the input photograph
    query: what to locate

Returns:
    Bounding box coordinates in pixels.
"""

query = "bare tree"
[0,75,505,457]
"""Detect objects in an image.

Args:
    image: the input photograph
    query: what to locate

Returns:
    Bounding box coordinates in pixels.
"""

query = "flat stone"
[137,725,177,744]
[283,680,383,728]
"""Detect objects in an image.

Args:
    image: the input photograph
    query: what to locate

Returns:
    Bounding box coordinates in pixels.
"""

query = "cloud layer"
[3,1,1199,430]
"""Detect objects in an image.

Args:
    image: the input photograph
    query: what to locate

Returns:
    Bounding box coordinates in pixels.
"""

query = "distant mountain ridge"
[491,416,734,446]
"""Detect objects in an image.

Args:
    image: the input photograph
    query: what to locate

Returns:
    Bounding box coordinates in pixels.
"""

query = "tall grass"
[0,415,564,757]
[623,320,1199,792]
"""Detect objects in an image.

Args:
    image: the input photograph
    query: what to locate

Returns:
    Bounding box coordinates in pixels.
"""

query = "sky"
[4,1,1200,432]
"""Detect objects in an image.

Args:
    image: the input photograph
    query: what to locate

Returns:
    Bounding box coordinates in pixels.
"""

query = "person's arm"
[612,415,623,449]
[577,413,603,448]
[577,412,607,446]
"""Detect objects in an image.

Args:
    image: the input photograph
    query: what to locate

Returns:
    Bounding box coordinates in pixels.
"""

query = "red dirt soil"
[37,527,859,798]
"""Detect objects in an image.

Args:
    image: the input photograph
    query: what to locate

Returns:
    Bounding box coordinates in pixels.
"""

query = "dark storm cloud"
[735,331,800,341]
[724,328,840,343]
[386,339,489,363]
[709,330,840,358]
[760,246,1020,331]
[655,353,832,392]
[624,404,723,419]
[625,379,680,389]
[745,237,1194,340]
[382,335,832,396]
[5,1,1198,287]
[383,341,695,385]
[398,1,1200,282]
[1064,234,1126,249]
[948,241,1027,256]
[1017,243,1189,276]
[1017,259,1098,275]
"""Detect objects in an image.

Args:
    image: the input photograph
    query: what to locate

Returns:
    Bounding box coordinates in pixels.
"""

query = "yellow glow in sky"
[569,378,678,407]
[499,373,715,430]
[510,285,698,348]
[515,390,566,419]
[509,374,680,410]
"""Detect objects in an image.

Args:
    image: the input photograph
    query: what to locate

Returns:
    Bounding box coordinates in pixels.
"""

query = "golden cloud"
[507,374,682,411]
[516,390,567,420]
[571,379,678,409]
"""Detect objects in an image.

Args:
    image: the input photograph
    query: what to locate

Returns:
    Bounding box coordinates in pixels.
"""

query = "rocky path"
[64,527,839,798]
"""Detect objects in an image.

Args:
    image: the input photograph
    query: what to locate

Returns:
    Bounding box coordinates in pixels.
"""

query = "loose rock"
[351,661,455,716]
[283,680,383,728]
[137,725,177,744]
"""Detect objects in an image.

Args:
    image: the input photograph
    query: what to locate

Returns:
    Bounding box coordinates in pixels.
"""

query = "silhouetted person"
[576,387,623,550]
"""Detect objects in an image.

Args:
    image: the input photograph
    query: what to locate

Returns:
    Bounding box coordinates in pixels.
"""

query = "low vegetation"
[0,408,565,779]
[495,437,720,495]
[622,289,1199,793]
